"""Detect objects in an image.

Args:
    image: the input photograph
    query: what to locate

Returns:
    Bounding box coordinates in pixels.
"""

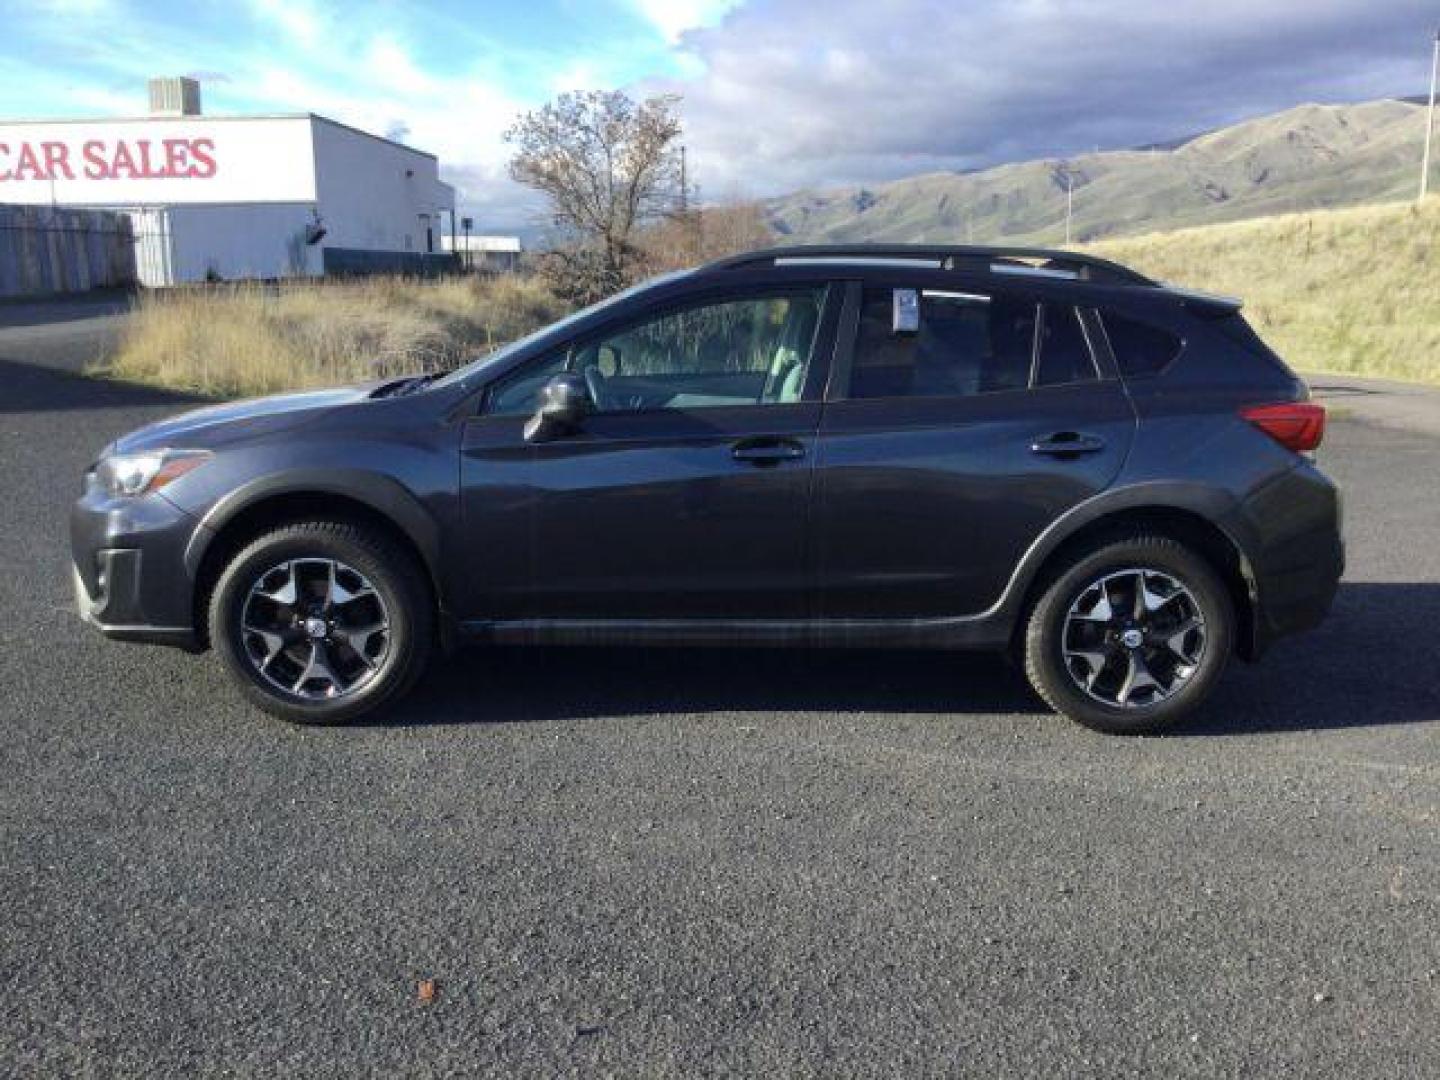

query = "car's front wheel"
[1024,536,1234,734]
[209,521,433,724]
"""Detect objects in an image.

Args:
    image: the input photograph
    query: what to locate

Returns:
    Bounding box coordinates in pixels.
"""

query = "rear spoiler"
[1162,284,1243,315]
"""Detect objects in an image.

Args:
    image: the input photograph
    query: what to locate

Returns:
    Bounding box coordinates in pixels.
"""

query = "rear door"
[813,275,1137,619]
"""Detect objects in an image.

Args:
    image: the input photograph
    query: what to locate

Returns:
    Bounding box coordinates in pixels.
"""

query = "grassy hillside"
[1084,198,1440,384]
[768,100,1430,246]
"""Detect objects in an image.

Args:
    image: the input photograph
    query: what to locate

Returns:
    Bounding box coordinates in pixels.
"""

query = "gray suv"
[72,245,1343,733]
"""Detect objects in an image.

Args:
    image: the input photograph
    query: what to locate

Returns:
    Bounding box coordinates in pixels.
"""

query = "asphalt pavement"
[1,297,1437,1076]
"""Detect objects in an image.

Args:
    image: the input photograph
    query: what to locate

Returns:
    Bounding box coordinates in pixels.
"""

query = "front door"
[459,285,837,622]
[814,278,1137,619]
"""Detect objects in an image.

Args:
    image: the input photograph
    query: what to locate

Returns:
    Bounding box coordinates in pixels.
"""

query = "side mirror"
[524,373,592,443]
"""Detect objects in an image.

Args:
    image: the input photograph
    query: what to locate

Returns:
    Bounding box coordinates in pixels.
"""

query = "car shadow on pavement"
[0,356,207,414]
[379,582,1440,735]
[1174,581,1440,736]
[0,289,133,329]
[385,645,1041,726]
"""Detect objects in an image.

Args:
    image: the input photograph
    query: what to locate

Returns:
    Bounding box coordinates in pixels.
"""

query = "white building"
[0,78,455,286]
[441,234,522,272]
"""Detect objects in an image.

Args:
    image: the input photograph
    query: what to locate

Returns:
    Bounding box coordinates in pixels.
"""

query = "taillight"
[1241,402,1326,453]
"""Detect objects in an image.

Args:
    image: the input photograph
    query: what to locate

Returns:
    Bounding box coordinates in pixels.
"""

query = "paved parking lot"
[2,300,1437,1075]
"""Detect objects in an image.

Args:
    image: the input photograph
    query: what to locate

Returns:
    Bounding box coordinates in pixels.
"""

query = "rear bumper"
[1238,460,1344,658]
[70,485,205,651]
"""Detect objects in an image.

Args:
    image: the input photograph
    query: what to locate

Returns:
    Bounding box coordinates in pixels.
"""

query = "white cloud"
[630,0,742,43]
[648,0,1439,199]
[548,59,602,94]
[249,0,323,47]
[247,53,540,227]
[365,35,441,97]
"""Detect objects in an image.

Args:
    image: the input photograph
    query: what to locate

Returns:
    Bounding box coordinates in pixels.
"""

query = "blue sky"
[2,0,1434,230]
[0,0,741,224]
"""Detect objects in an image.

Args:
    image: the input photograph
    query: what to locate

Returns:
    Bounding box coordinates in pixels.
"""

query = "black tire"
[209,521,434,725]
[1024,535,1234,735]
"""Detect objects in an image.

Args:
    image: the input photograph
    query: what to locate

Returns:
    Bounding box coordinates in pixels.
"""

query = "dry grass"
[105,275,567,398]
[1085,197,1440,384]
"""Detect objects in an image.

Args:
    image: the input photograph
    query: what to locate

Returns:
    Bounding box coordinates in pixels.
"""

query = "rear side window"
[848,288,1096,400]
[1033,306,1098,387]
[1101,312,1183,377]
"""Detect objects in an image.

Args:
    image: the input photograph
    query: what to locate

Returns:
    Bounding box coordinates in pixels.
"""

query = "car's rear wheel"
[209,521,433,724]
[1024,536,1234,734]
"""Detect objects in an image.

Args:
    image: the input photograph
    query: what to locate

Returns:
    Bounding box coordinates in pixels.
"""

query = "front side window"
[482,289,825,417]
[847,288,1097,400]
[573,290,825,413]
[486,352,568,416]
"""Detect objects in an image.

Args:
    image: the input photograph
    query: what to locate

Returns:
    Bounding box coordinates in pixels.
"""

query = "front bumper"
[71,556,200,650]
[70,484,205,651]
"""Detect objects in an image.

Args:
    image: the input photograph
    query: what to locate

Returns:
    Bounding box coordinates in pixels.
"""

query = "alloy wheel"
[1061,567,1207,709]
[239,558,391,700]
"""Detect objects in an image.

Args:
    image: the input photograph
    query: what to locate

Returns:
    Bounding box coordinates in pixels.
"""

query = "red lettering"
[189,137,216,179]
[135,139,160,178]
[15,143,44,181]
[109,141,136,179]
[82,140,108,179]
[162,138,189,177]
[41,141,73,181]
[0,137,219,183]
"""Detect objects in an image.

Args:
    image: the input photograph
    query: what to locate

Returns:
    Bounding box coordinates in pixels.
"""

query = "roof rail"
[702,244,1156,287]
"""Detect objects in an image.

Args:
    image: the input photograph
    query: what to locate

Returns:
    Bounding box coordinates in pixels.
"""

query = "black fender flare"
[182,468,444,589]
[987,480,1261,624]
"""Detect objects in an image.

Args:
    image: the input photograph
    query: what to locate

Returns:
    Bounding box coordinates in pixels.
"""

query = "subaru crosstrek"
[72,245,1343,733]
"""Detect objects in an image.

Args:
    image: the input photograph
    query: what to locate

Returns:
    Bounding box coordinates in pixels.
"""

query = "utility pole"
[678,144,689,215]
[1063,166,1074,246]
[1422,27,1440,200]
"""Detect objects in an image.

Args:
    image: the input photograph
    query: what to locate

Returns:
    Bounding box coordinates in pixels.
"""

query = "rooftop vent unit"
[147,76,202,117]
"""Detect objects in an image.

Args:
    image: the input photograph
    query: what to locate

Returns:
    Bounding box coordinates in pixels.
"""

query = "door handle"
[1031,431,1106,457]
[731,438,807,466]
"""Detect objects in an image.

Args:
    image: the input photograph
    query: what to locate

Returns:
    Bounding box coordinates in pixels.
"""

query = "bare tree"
[634,201,775,275]
[506,90,683,300]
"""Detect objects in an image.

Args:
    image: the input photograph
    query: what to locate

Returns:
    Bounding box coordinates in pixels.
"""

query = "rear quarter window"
[1101,311,1183,377]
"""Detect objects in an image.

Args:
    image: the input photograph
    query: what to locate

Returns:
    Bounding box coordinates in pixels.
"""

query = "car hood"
[112,384,380,454]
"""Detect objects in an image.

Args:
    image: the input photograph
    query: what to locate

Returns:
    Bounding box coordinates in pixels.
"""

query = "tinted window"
[848,289,1096,399]
[1102,312,1182,376]
[850,289,1034,399]
[484,290,824,416]
[1034,306,1098,387]
[576,291,823,412]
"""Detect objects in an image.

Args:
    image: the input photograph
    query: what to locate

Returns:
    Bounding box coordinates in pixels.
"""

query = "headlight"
[96,449,212,497]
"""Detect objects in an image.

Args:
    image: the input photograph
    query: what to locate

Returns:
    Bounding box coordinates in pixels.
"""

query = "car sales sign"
[0,117,318,205]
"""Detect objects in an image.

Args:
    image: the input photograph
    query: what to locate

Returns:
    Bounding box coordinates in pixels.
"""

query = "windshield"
[428,270,692,392]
